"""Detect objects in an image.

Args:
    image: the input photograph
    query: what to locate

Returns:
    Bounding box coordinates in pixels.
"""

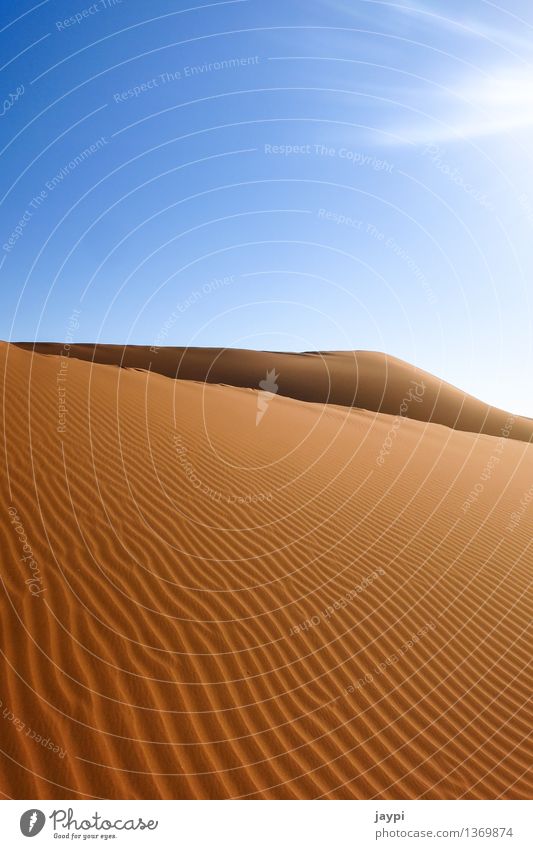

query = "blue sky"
[1,0,533,414]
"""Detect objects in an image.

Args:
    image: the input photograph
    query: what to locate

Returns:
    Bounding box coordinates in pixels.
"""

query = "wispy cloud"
[314,0,533,146]
[361,0,533,55]
[384,67,533,145]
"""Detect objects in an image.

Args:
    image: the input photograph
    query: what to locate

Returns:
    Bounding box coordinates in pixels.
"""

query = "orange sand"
[1,342,531,799]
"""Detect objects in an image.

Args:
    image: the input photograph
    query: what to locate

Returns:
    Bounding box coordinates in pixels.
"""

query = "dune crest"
[15,343,533,443]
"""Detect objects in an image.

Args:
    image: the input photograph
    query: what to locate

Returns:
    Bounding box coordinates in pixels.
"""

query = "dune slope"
[1,342,532,800]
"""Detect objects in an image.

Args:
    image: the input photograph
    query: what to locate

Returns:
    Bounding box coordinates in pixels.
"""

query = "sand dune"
[16,343,533,443]
[1,341,532,800]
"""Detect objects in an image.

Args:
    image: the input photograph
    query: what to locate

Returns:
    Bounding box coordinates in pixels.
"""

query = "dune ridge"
[15,343,533,444]
[1,341,532,800]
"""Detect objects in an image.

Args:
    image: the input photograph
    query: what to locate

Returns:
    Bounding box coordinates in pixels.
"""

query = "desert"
[1,341,531,799]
